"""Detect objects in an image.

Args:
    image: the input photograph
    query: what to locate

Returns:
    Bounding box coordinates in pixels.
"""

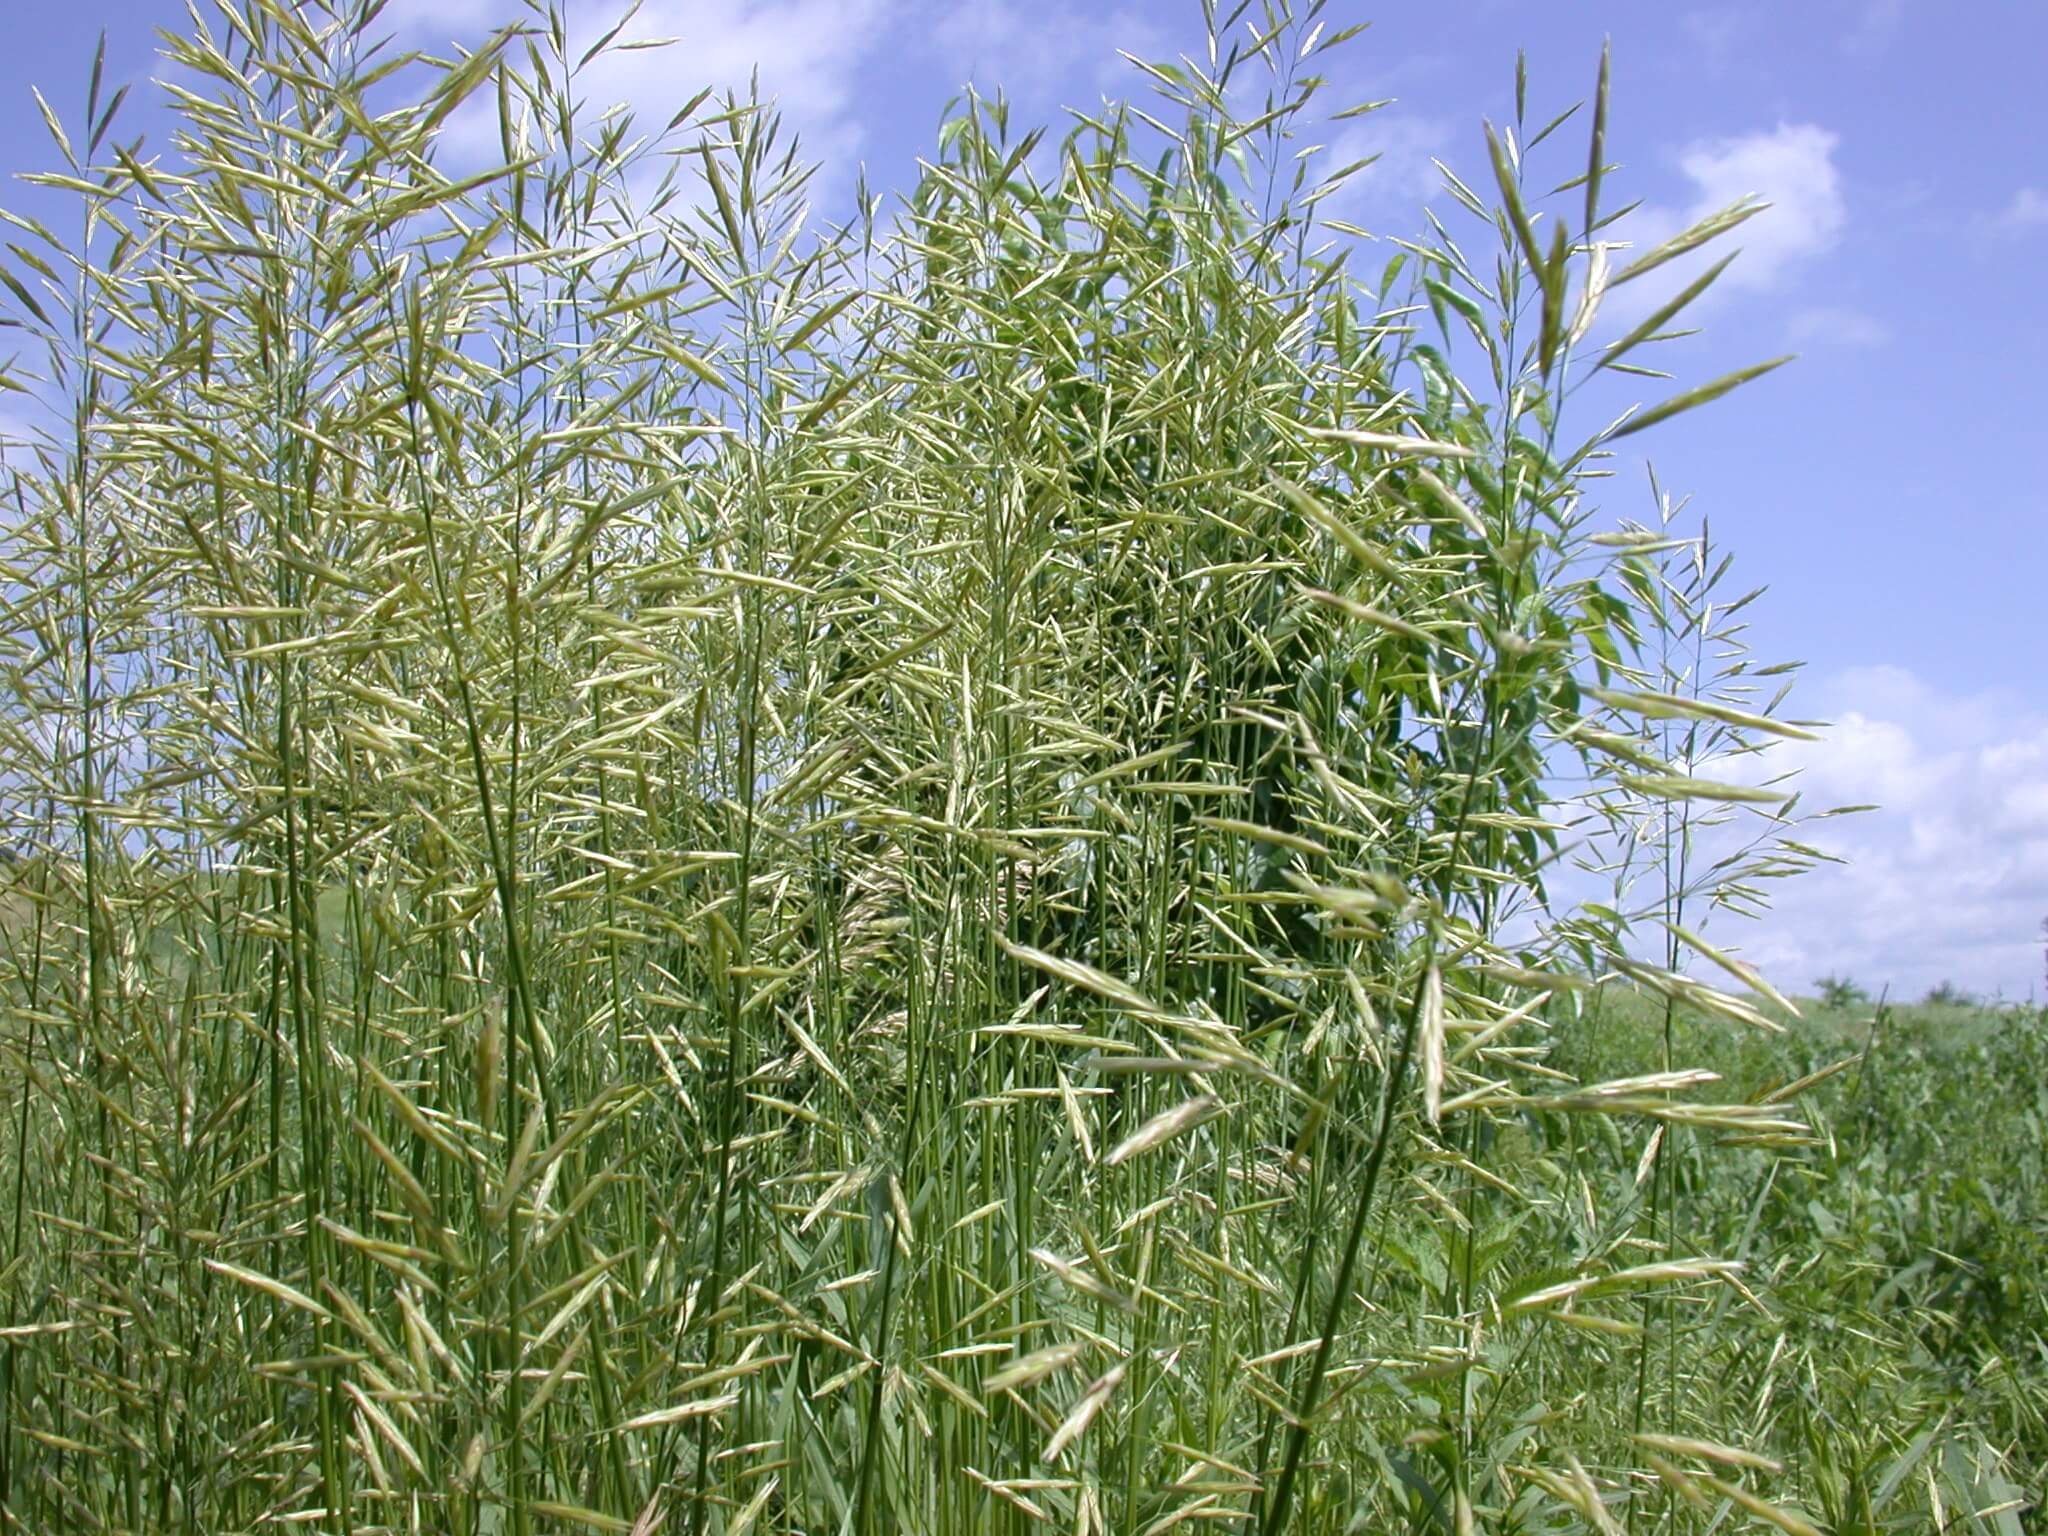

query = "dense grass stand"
[0,3,2037,1532]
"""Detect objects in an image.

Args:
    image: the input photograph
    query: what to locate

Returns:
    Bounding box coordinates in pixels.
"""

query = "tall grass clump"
[0,2,2029,1532]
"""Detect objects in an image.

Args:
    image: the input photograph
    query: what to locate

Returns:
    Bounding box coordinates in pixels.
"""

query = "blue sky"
[3,0,2043,1001]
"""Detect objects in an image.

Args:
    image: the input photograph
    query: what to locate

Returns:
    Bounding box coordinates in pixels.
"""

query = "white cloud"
[1786,304,1889,347]
[1668,124,1845,293]
[1709,666,2048,1003]
[1994,187,2048,232]
[1600,123,1845,329]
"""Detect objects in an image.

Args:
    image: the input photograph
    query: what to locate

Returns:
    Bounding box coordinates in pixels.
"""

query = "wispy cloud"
[376,0,507,33]
[1993,186,2048,233]
[1679,9,1747,74]
[0,407,42,469]
[1314,111,1455,237]
[1786,304,1889,347]
[928,0,1169,98]
[1843,0,1906,55]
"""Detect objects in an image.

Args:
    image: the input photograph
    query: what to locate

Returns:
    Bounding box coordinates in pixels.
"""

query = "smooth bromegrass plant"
[0,2,2032,1533]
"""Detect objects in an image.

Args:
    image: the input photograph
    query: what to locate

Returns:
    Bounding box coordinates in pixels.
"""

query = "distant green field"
[1550,986,2045,1527]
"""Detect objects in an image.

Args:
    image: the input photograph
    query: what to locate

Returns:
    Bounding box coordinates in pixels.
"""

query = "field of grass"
[1557,989,2044,1529]
[0,2,2039,1532]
